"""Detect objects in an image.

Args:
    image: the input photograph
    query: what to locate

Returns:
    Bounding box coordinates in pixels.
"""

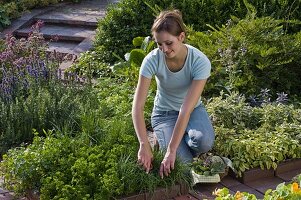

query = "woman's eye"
[166,42,172,45]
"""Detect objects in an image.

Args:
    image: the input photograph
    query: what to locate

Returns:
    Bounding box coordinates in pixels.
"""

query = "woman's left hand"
[159,150,176,178]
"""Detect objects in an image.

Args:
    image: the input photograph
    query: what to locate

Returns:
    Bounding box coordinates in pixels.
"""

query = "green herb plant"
[206,92,301,177]
[191,155,227,176]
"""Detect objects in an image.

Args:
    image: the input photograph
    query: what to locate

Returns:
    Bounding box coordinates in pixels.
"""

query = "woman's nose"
[161,44,168,52]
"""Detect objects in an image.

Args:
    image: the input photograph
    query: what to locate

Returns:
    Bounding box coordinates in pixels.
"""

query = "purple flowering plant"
[248,88,289,107]
[0,20,75,102]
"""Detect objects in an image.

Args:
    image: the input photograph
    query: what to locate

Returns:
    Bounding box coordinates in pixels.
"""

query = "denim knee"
[185,129,214,155]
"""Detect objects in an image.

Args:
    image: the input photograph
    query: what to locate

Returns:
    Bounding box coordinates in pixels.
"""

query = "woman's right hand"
[138,143,153,173]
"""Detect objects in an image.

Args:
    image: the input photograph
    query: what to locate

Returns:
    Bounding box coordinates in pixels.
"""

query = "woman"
[132,9,215,179]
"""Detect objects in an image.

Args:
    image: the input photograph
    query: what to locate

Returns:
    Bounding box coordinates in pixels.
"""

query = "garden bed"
[229,158,301,183]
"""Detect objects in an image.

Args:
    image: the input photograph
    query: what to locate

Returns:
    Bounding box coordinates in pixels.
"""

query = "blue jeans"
[151,104,215,163]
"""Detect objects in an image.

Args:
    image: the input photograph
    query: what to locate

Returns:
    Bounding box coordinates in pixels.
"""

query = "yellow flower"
[291,182,300,193]
[234,191,244,200]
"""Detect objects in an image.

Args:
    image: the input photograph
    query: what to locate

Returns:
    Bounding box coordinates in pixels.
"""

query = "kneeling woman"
[132,9,215,178]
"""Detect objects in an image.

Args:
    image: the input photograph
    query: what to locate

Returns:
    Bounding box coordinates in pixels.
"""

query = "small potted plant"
[190,154,235,184]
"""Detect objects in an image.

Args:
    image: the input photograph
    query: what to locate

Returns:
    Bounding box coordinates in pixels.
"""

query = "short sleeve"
[139,50,158,79]
[192,54,211,80]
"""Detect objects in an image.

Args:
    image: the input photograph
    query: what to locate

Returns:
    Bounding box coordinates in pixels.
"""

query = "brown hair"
[151,9,186,36]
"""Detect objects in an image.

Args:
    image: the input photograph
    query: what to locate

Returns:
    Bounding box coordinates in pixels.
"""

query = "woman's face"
[153,31,185,59]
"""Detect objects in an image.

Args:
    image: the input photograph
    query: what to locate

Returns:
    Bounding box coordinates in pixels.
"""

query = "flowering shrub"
[0,21,89,155]
[0,20,64,101]
[248,88,289,107]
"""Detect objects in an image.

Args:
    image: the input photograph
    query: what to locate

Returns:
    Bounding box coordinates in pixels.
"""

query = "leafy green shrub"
[0,85,93,156]
[206,92,301,176]
[0,127,190,199]
[188,12,301,97]
[94,76,154,129]
[0,3,14,29]
[68,50,112,78]
[93,0,301,64]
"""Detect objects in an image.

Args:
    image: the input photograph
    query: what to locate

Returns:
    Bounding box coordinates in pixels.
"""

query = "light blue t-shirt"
[140,44,211,111]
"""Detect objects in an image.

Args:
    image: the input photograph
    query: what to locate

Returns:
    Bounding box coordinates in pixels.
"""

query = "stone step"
[48,40,80,55]
[47,36,94,56]
[35,9,106,28]
[33,0,114,28]
[14,23,95,42]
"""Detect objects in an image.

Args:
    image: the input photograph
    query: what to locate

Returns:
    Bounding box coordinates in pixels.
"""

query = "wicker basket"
[191,170,221,184]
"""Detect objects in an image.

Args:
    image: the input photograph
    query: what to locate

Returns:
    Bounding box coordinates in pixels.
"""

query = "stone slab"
[48,40,80,54]
[0,192,14,200]
[275,158,301,175]
[0,20,29,39]
[0,3,67,39]
[276,168,301,182]
[36,16,101,27]
[229,184,264,199]
[73,37,94,55]
[19,4,68,21]
[245,176,284,194]
[15,24,95,41]
[220,175,242,188]
[193,183,225,199]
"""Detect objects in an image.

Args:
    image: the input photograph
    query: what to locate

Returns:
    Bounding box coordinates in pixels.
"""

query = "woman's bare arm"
[132,75,153,173]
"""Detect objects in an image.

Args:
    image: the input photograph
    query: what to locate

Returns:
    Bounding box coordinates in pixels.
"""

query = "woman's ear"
[178,32,185,42]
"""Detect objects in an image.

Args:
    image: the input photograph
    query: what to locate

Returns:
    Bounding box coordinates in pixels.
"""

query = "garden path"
[0,0,118,72]
[1,0,301,199]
